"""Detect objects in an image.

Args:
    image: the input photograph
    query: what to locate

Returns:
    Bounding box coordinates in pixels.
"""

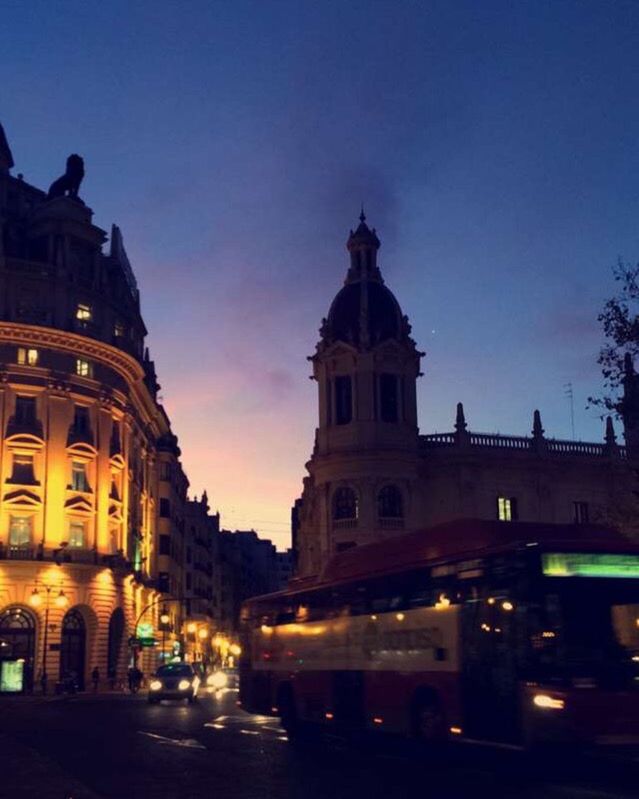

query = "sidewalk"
[0,689,145,708]
[0,734,102,799]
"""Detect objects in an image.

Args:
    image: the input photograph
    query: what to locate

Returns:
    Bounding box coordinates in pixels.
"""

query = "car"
[147,663,201,704]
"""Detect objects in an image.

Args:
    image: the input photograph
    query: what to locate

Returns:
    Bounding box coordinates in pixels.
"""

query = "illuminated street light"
[187,622,197,634]
[29,575,67,694]
[198,627,208,640]
[160,607,170,625]
[29,589,42,608]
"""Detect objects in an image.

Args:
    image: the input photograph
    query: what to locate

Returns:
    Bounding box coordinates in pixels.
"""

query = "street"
[1,688,639,799]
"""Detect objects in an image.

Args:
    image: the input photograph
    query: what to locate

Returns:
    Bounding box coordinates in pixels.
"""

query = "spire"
[454,402,470,446]
[455,402,467,433]
[604,415,620,457]
[532,409,544,439]
[0,122,14,174]
[346,210,381,283]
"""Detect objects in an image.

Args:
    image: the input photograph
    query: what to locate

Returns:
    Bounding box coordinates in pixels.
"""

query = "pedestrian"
[91,666,100,692]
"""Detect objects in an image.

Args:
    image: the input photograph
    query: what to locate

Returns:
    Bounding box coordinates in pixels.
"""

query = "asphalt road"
[2,688,639,799]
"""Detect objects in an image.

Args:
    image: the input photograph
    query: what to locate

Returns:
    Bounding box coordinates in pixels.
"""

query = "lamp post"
[131,595,195,667]
[159,606,170,665]
[29,583,68,695]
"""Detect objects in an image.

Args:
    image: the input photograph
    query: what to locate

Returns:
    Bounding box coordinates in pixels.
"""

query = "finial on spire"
[532,409,544,439]
[359,205,366,223]
[605,415,617,445]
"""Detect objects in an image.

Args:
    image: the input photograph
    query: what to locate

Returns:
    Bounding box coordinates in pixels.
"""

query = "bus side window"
[408,588,431,608]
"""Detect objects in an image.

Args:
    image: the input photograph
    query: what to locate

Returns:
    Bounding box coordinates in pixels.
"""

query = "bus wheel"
[411,694,444,743]
[277,685,298,734]
[278,685,312,745]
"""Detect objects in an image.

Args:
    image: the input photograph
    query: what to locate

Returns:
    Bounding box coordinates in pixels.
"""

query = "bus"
[239,518,639,748]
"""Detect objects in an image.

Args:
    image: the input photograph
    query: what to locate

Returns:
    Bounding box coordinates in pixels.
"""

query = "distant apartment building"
[276,549,295,590]
[216,529,281,633]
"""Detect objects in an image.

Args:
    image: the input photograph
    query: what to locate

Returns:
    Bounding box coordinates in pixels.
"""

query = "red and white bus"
[239,519,639,748]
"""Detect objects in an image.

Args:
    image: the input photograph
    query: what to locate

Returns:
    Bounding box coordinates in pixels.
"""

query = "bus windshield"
[529,576,639,689]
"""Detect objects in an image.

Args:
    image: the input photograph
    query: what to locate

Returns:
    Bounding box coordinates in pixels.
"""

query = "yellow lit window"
[76,359,93,378]
[9,515,33,546]
[497,496,518,521]
[68,520,86,548]
[70,460,91,492]
[76,303,92,322]
[17,347,39,366]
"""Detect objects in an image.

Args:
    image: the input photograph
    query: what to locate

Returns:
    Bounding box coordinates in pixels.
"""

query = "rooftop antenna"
[564,382,575,440]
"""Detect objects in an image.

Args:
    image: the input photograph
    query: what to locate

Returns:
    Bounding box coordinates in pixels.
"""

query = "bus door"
[332,670,365,726]
[461,596,520,743]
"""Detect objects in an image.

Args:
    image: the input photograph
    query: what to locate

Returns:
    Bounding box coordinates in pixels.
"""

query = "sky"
[2,0,639,549]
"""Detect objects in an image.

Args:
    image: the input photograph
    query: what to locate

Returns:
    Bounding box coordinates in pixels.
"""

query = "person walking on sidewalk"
[91,666,100,692]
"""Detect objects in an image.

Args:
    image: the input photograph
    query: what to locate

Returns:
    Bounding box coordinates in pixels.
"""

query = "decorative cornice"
[0,322,167,435]
[0,322,144,385]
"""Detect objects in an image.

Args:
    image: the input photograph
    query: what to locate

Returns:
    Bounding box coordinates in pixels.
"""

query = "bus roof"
[244,520,638,610]
[316,518,636,586]
[251,519,638,606]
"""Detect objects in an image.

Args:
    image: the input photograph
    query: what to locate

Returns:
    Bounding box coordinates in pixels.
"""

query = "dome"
[326,280,403,347]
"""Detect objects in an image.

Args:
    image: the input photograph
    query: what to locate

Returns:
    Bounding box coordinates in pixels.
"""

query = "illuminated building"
[0,122,213,691]
[182,493,219,662]
[294,214,637,576]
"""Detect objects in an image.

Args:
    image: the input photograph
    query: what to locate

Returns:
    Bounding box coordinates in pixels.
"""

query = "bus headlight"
[178,679,191,691]
[532,693,565,710]
[150,680,162,691]
[207,671,228,689]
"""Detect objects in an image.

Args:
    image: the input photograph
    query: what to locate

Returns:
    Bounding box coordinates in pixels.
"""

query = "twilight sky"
[2,1,639,549]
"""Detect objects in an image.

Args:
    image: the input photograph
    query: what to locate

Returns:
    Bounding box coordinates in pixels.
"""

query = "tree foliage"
[590,258,639,415]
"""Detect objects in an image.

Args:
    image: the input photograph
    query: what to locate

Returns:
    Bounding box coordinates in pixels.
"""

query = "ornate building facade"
[0,123,218,692]
[294,214,636,577]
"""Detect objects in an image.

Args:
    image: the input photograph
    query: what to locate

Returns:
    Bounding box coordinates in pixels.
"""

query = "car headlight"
[207,671,228,689]
[150,680,162,691]
[178,679,191,691]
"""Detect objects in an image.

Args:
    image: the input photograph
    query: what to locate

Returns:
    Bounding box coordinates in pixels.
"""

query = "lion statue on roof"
[47,154,85,200]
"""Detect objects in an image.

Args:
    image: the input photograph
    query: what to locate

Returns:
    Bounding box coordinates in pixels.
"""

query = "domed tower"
[297,214,423,575]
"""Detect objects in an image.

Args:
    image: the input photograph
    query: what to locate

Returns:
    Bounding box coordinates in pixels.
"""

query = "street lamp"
[29,583,68,694]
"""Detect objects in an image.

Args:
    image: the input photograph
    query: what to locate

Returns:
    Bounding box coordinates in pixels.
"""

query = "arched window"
[0,607,36,691]
[332,487,358,521]
[60,609,86,690]
[378,485,403,519]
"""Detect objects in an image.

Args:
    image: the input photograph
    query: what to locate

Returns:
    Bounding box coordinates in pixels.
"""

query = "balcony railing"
[420,431,626,458]
[379,518,405,529]
[0,543,132,568]
[333,518,358,530]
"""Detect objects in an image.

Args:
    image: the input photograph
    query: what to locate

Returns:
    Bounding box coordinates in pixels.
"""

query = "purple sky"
[3,1,639,548]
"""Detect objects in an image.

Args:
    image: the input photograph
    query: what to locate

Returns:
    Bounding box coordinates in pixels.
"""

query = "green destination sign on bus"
[542,552,639,579]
